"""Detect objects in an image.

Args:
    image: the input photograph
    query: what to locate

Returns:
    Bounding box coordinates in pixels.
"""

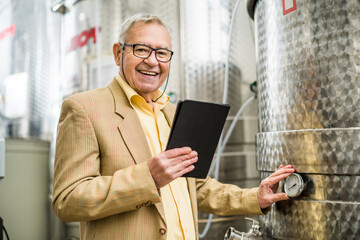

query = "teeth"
[139,70,157,76]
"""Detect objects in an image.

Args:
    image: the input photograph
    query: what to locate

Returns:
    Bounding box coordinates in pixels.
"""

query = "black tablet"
[166,100,230,178]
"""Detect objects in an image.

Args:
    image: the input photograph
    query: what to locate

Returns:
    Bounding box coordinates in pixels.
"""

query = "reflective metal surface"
[255,0,360,133]
[252,0,360,239]
[0,0,61,139]
[224,218,262,240]
[261,199,360,240]
[257,128,360,175]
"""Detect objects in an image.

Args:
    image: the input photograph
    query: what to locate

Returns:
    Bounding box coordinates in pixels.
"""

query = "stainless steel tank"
[247,0,360,239]
[0,0,61,139]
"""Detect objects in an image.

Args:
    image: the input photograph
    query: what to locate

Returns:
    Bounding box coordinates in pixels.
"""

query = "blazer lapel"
[162,102,176,127]
[109,79,152,164]
[108,78,167,223]
[187,178,199,237]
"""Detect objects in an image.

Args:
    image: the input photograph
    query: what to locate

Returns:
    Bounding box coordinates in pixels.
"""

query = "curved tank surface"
[249,0,360,239]
[0,0,60,139]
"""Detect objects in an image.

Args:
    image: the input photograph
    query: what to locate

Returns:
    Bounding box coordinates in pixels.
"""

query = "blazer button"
[136,204,141,209]
[141,202,147,207]
[159,228,166,235]
[146,201,152,205]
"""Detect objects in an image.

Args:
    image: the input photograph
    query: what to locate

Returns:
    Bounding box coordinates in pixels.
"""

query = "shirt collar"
[116,73,169,109]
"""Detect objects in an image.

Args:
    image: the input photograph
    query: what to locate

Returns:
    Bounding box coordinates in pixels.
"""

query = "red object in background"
[282,0,297,16]
[67,27,101,53]
[0,24,16,41]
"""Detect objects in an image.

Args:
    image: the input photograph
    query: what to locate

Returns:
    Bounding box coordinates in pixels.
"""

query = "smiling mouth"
[138,70,158,76]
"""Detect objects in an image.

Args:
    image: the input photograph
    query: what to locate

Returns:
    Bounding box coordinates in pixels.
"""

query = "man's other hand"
[257,165,295,209]
[147,147,198,189]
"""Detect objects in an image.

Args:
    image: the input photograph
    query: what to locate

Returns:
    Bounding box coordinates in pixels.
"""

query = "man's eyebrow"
[136,42,171,49]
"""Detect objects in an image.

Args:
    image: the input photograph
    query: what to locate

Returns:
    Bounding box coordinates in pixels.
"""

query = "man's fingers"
[162,151,197,175]
[259,189,290,209]
[258,166,297,208]
[163,147,192,159]
[278,164,293,169]
[271,193,289,202]
[178,151,197,162]
[269,166,294,177]
[266,172,293,185]
[173,155,198,173]
[148,148,198,188]
[268,166,295,184]
[166,150,197,167]
[176,164,196,178]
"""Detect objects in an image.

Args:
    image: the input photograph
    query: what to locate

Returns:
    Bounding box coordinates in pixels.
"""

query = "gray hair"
[118,13,172,44]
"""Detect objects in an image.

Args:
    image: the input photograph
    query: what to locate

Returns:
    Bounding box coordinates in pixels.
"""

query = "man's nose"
[144,50,158,66]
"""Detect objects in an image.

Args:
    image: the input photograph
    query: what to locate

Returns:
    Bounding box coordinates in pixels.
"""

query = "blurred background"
[0,0,359,239]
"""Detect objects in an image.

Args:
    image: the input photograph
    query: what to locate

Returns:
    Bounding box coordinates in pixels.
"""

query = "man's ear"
[113,43,122,66]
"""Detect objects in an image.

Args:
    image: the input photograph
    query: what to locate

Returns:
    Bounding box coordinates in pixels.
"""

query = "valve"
[224,218,262,240]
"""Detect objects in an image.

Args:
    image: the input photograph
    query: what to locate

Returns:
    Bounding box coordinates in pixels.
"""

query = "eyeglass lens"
[133,45,172,62]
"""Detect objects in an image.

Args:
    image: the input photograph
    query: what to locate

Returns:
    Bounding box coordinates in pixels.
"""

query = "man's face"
[116,21,171,100]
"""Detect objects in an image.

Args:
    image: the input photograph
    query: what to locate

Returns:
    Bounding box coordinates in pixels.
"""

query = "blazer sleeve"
[52,97,161,222]
[195,177,265,216]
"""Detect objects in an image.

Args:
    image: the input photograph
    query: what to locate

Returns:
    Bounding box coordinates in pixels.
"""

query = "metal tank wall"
[249,0,360,239]
[0,1,60,239]
[0,0,61,139]
[181,0,260,238]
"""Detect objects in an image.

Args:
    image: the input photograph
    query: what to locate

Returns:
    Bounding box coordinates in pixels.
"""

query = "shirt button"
[159,228,167,235]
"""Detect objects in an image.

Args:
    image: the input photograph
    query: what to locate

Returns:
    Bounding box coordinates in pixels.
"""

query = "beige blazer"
[52,78,263,240]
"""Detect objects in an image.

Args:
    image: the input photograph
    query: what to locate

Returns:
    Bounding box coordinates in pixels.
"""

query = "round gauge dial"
[284,173,304,198]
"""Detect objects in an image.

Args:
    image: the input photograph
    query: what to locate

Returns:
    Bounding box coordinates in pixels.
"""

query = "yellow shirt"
[117,74,196,240]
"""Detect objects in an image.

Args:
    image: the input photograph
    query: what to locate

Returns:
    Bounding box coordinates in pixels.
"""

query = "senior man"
[52,13,295,240]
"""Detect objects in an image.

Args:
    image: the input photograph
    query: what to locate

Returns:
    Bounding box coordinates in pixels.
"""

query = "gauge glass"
[284,173,304,198]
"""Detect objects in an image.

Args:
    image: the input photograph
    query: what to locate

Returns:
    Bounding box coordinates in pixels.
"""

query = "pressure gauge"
[284,173,304,198]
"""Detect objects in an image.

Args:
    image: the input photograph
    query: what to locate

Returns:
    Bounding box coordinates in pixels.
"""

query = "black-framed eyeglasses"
[122,43,174,63]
